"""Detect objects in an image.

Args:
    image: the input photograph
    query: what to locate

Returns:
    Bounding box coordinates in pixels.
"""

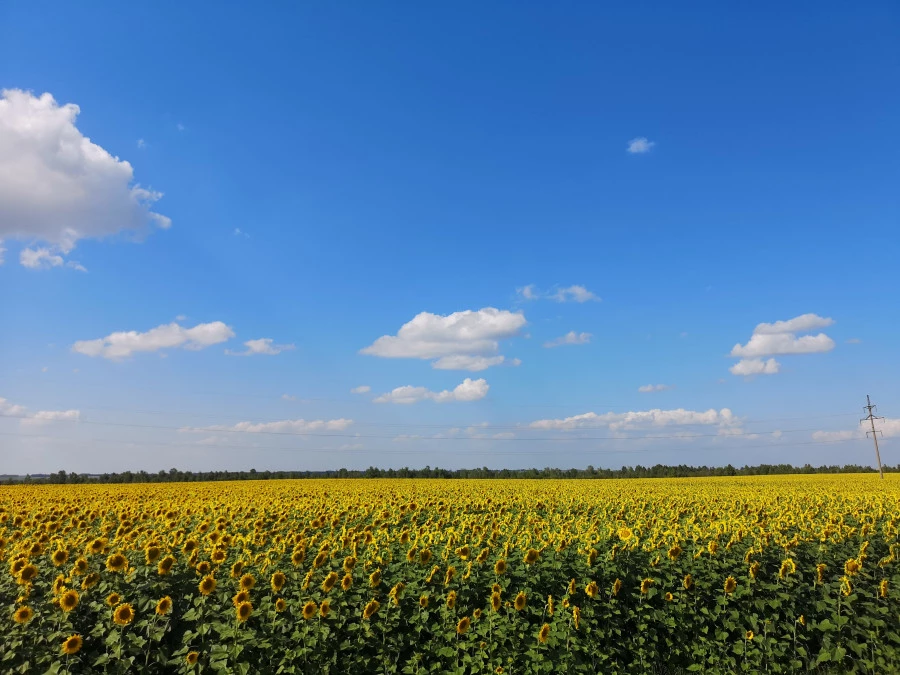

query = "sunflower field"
[2,474,900,674]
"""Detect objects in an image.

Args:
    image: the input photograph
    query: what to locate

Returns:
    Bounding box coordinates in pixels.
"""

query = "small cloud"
[508,357,522,367]
[729,358,780,377]
[627,137,655,154]
[374,378,489,404]
[175,315,188,322]
[281,394,297,401]
[233,228,250,238]
[137,139,147,150]
[543,331,592,348]
[638,384,673,393]
[225,338,294,357]
[21,247,64,269]
[846,338,861,344]
[0,241,5,265]
[518,284,600,303]
[41,366,48,373]
[351,386,371,395]
[176,123,185,132]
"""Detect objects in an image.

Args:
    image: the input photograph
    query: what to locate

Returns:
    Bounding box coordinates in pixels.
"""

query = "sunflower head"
[106,592,122,607]
[17,564,38,584]
[275,597,286,612]
[490,591,502,612]
[158,556,176,575]
[683,574,694,591]
[145,546,161,564]
[302,601,317,620]
[667,544,682,560]
[156,596,173,616]
[186,651,199,665]
[61,633,83,655]
[198,575,217,596]
[239,573,256,591]
[665,592,674,602]
[13,605,34,624]
[236,600,253,623]
[106,553,127,573]
[232,590,250,607]
[51,549,68,567]
[524,548,539,565]
[419,594,429,608]
[113,602,135,626]
[612,578,623,596]
[271,571,286,593]
[419,549,432,564]
[456,616,471,634]
[493,559,507,575]
[60,589,79,612]
[724,576,737,594]
[538,623,551,644]
[640,578,654,595]
[446,590,457,609]
[72,558,88,575]
[362,598,380,620]
[585,581,599,598]
[319,599,331,618]
[514,591,527,611]
[369,569,382,587]
[322,572,338,593]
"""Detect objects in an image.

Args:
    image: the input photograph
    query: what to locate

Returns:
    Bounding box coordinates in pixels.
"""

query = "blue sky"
[1,2,898,473]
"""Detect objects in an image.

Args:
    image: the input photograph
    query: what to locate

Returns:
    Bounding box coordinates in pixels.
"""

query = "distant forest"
[1,463,894,485]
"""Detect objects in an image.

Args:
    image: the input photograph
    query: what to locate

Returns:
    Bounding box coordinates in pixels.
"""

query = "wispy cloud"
[638,384,673,393]
[374,378,489,404]
[543,331,591,348]
[517,284,600,303]
[73,321,235,360]
[627,137,655,154]
[225,338,294,357]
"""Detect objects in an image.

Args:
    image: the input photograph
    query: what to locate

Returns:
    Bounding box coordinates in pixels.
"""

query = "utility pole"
[861,395,884,479]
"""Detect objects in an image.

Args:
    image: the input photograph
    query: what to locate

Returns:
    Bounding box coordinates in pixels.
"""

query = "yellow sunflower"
[113,603,135,626]
[61,634,82,655]
[156,596,173,616]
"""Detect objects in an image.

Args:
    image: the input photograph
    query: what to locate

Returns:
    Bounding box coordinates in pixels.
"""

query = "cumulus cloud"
[188,418,353,434]
[729,358,780,376]
[281,394,297,401]
[729,313,835,375]
[638,384,673,393]
[544,331,591,348]
[20,247,86,272]
[374,378,489,404]
[72,321,235,360]
[0,396,80,426]
[530,408,738,432]
[225,338,294,356]
[627,137,655,154]
[351,386,371,394]
[0,89,170,267]
[812,418,900,443]
[360,308,525,371]
[516,284,600,303]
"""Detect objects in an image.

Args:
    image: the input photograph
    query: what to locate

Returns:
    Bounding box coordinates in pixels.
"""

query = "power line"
[861,394,885,479]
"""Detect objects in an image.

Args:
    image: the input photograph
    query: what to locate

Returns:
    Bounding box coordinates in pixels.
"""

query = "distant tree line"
[0,463,895,485]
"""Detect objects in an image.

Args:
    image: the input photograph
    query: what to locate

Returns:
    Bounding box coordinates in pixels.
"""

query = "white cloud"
[281,394,297,401]
[233,228,250,238]
[0,89,170,267]
[374,378,489,404]
[812,418,900,443]
[350,386,371,394]
[0,241,5,265]
[0,396,79,426]
[846,338,861,344]
[553,285,599,303]
[225,338,294,357]
[731,333,834,358]
[432,355,507,371]
[638,384,673,393]
[752,313,834,335]
[729,358,780,376]
[729,313,835,375]
[189,418,354,434]
[72,321,235,360]
[627,137,655,154]
[544,331,591,348]
[530,407,738,432]
[360,308,525,370]
[20,247,63,269]
[517,284,600,303]
[136,139,146,150]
